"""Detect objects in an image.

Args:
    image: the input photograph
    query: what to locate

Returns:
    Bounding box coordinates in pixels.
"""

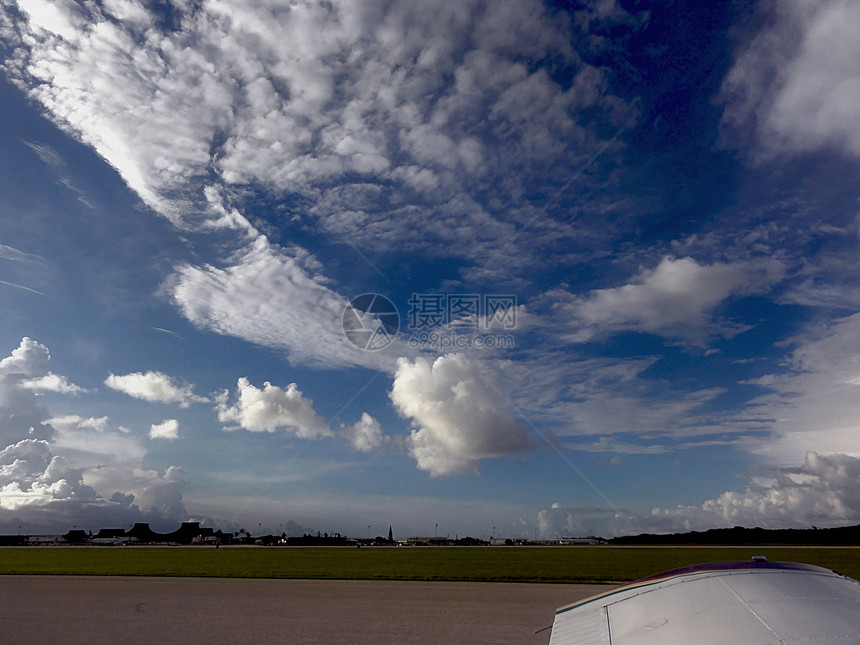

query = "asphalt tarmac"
[0,576,610,644]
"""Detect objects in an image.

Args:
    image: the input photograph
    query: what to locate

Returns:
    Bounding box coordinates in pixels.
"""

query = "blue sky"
[1,0,860,538]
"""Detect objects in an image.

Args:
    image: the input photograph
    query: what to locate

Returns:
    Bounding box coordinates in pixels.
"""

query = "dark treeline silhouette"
[0,522,224,546]
[0,523,391,546]
[4,522,860,547]
[282,533,353,546]
[609,524,860,546]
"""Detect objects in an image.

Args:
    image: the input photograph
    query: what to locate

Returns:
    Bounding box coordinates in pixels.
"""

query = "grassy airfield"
[2,546,859,583]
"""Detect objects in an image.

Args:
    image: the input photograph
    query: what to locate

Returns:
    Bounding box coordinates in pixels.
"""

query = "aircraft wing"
[548,558,860,644]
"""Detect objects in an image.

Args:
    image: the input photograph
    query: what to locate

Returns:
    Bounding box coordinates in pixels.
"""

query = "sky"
[1,0,859,539]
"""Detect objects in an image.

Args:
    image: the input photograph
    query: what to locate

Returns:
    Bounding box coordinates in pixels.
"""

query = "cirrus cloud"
[721,0,860,159]
[734,312,860,463]
[167,235,399,371]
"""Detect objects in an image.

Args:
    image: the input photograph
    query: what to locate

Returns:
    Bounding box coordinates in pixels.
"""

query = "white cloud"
[167,234,398,370]
[538,452,860,537]
[0,339,188,532]
[0,438,95,512]
[0,243,44,263]
[733,313,860,463]
[721,0,860,159]
[537,502,640,539]
[538,502,577,537]
[149,419,179,441]
[0,335,50,377]
[2,0,644,369]
[390,353,532,476]
[0,427,187,532]
[4,0,634,252]
[0,338,59,444]
[342,412,384,453]
[0,338,80,404]
[20,372,86,394]
[553,256,784,346]
[15,0,82,39]
[48,415,110,434]
[652,452,860,531]
[104,370,208,407]
[25,140,95,208]
[48,415,147,476]
[217,377,384,452]
[101,0,152,26]
[5,1,233,225]
[218,377,330,438]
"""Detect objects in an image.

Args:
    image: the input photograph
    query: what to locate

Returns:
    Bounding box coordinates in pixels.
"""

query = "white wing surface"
[549,560,860,644]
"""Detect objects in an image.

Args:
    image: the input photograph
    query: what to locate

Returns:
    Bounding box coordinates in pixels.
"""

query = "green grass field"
[2,546,859,583]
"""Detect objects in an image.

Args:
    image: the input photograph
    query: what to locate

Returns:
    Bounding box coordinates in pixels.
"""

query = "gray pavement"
[0,576,610,644]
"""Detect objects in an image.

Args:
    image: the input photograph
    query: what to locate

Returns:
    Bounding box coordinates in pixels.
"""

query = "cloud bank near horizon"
[0,338,189,532]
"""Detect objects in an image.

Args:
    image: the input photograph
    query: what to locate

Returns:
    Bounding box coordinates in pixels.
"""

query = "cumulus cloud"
[20,372,86,394]
[149,419,179,440]
[536,502,645,539]
[104,370,208,407]
[42,413,185,521]
[0,435,187,530]
[652,452,860,531]
[341,412,384,453]
[0,336,85,400]
[553,256,784,346]
[0,335,50,377]
[721,0,860,159]
[0,338,188,532]
[0,431,188,533]
[218,377,329,438]
[217,377,384,452]
[538,502,578,537]
[79,463,188,531]
[537,453,860,537]
[0,338,61,444]
[1,438,101,514]
[390,354,532,476]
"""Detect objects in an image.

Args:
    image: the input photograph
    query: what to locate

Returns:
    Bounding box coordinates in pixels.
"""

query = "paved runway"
[0,576,610,644]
